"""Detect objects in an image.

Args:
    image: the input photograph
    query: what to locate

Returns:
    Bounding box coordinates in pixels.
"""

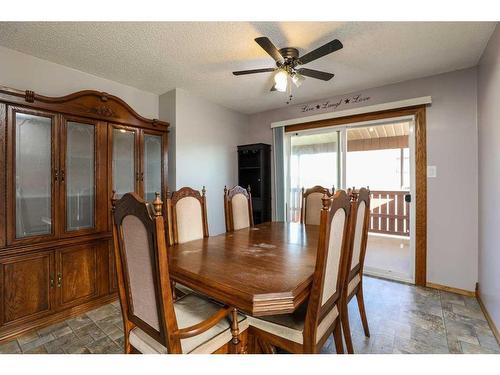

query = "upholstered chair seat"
[247,302,339,345]
[130,294,248,354]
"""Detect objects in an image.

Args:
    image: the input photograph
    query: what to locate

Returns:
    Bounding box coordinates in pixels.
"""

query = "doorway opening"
[346,122,414,282]
[285,117,417,284]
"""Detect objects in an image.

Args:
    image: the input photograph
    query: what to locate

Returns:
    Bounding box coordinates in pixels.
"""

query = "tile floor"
[0,276,498,354]
[364,234,411,281]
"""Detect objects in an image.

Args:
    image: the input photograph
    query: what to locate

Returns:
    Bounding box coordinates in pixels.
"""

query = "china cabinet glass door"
[10,109,57,243]
[142,132,163,202]
[111,125,139,198]
[61,118,97,236]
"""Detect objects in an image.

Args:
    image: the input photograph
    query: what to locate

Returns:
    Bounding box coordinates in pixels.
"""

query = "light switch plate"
[427,165,437,178]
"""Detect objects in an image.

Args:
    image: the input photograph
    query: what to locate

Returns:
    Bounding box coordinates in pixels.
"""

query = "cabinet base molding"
[0,294,118,344]
[426,282,475,297]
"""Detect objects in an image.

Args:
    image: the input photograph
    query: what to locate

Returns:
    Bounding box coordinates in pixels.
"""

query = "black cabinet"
[237,143,271,225]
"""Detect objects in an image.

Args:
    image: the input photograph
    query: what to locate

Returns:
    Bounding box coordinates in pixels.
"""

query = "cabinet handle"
[57,273,62,288]
[140,172,144,182]
[54,169,59,182]
[60,170,65,182]
[136,172,140,182]
[50,276,54,288]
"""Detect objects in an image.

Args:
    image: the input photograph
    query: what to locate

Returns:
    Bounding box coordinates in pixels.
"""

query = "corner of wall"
[159,89,177,190]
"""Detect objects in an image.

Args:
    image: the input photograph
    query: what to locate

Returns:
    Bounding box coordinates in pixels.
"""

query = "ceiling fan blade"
[299,39,343,65]
[233,68,275,76]
[297,68,334,81]
[255,37,284,63]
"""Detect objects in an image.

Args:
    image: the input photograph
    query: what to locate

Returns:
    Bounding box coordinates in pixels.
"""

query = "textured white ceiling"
[0,22,495,114]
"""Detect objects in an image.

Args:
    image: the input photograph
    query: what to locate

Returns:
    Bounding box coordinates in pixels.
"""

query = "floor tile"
[16,330,40,346]
[460,341,499,354]
[38,322,73,338]
[20,333,55,353]
[474,327,500,352]
[24,345,48,354]
[369,333,394,354]
[64,334,95,354]
[44,332,79,354]
[86,305,118,322]
[0,276,498,354]
[73,322,107,341]
[0,339,21,354]
[66,315,93,331]
[87,336,121,354]
[393,336,449,354]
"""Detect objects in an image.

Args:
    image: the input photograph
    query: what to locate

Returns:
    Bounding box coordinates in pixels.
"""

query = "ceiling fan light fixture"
[274,69,288,92]
[292,72,305,87]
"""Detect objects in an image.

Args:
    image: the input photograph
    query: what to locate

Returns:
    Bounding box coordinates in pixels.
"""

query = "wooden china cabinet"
[0,86,168,342]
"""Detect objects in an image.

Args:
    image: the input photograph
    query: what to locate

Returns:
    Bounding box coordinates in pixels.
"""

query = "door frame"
[284,105,427,286]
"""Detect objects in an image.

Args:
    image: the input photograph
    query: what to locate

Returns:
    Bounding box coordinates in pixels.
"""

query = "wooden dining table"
[168,221,319,317]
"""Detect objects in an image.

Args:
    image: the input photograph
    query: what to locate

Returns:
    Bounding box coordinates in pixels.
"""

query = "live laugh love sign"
[298,94,371,114]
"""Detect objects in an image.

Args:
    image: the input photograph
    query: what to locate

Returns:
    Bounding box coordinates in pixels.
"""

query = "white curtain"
[272,127,285,221]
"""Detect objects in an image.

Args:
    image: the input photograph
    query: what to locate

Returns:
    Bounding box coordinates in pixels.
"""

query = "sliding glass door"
[283,116,416,283]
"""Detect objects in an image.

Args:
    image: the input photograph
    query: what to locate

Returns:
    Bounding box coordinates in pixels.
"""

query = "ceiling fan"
[233,37,343,96]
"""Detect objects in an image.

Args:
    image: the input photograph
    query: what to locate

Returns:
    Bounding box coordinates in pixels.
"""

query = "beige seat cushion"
[350,201,367,270]
[348,274,361,296]
[175,196,204,244]
[247,302,339,344]
[129,294,248,354]
[231,193,250,230]
[304,192,324,225]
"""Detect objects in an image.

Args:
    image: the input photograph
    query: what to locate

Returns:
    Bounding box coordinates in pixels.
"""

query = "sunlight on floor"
[364,233,412,281]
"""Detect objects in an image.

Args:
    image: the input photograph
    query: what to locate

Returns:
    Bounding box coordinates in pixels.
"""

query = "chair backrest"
[224,185,254,232]
[347,187,371,279]
[303,190,351,348]
[111,192,181,352]
[301,185,335,225]
[166,186,209,245]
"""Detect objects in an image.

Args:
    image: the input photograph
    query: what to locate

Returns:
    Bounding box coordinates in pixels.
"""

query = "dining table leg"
[230,308,247,354]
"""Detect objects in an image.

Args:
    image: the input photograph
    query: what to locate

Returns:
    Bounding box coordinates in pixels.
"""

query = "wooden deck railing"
[369,190,410,237]
[288,188,410,237]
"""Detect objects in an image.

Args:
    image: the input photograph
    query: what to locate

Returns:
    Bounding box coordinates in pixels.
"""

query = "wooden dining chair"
[301,185,335,225]
[340,187,371,354]
[247,190,352,354]
[166,186,209,245]
[224,185,254,232]
[111,191,248,354]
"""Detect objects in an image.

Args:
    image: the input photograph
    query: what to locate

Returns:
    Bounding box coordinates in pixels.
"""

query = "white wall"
[159,88,248,235]
[159,89,177,189]
[246,67,479,292]
[0,46,158,118]
[478,24,500,329]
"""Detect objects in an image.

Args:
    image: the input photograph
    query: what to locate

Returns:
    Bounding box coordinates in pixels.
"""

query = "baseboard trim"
[476,283,500,345]
[426,282,475,297]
